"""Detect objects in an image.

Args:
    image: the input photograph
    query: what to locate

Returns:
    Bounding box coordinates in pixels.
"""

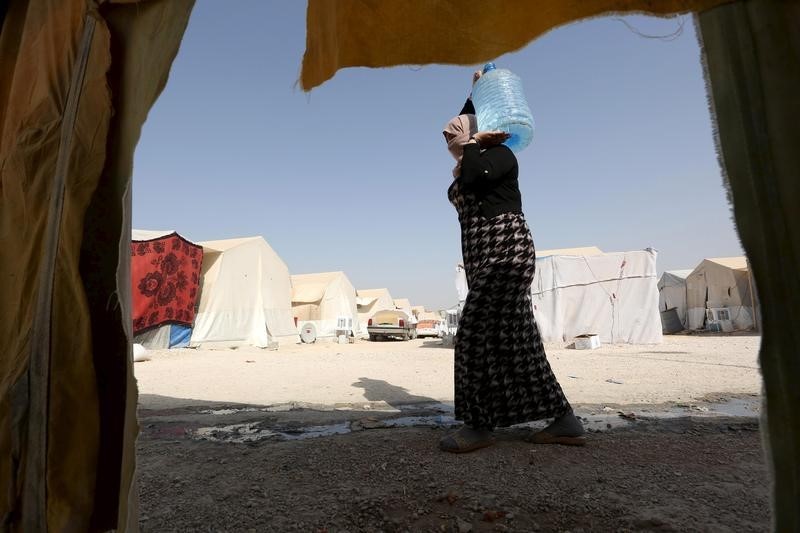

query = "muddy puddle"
[189,396,760,445]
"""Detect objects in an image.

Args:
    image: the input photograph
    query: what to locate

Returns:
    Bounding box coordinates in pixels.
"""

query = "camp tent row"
[132,232,300,348]
[658,257,759,332]
[455,246,663,344]
[457,249,760,342]
[293,281,418,339]
[133,232,418,347]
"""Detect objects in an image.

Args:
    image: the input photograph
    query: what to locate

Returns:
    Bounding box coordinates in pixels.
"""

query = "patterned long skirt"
[449,180,571,430]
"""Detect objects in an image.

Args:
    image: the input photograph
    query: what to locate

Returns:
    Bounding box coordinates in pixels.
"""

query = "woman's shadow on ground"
[351,377,441,409]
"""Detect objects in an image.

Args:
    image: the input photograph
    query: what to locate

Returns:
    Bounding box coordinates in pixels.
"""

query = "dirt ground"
[136,334,770,532]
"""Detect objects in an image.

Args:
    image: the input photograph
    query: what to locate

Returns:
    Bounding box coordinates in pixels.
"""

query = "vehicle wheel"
[369,334,376,341]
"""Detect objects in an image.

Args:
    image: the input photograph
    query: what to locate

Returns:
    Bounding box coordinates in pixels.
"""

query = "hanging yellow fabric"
[301,0,732,90]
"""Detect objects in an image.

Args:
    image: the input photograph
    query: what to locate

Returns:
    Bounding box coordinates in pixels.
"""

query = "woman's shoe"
[528,411,586,446]
[439,426,495,453]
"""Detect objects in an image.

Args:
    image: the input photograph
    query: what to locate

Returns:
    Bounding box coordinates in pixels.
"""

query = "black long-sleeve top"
[457,98,523,219]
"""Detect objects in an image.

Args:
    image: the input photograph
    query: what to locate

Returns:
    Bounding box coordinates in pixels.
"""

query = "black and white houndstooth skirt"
[448,179,571,430]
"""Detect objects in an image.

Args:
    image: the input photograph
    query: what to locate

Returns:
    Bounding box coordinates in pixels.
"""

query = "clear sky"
[133,1,743,311]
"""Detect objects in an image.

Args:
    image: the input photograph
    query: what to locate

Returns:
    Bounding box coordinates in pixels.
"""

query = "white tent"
[417,311,441,321]
[190,237,299,348]
[292,271,359,338]
[356,288,395,333]
[686,257,757,331]
[393,298,415,323]
[537,246,604,257]
[455,264,469,304]
[394,298,411,309]
[530,249,662,344]
[443,303,461,340]
[455,247,662,344]
[658,269,692,329]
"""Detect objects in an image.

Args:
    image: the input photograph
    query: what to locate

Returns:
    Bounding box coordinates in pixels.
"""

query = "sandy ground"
[135,334,762,410]
[135,334,770,532]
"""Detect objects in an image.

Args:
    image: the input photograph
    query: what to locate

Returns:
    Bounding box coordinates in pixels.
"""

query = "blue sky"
[133,1,743,311]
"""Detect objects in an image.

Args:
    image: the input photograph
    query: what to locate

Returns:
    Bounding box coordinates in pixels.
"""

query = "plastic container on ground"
[471,62,534,153]
[660,308,684,334]
[574,334,601,350]
[133,343,149,362]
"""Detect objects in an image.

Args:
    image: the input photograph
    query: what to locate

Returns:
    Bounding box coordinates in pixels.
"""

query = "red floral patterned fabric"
[131,233,203,334]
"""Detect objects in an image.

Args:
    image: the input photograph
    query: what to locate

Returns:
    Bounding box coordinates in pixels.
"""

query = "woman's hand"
[472,130,510,147]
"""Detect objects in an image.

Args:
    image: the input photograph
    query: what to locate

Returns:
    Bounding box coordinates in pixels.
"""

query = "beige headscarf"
[443,114,478,178]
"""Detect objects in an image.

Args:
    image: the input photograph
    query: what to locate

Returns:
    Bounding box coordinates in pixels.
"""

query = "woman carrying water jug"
[439,69,585,453]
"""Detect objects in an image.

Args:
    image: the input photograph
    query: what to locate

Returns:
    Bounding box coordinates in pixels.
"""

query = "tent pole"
[684,274,689,329]
[747,258,758,331]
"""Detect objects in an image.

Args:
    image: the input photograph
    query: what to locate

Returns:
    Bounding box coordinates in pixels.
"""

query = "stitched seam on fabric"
[23,14,96,532]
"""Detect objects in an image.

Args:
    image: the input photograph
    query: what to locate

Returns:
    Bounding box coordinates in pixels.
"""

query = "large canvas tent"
[537,246,603,257]
[686,257,757,331]
[531,249,662,344]
[658,269,693,330]
[3,1,799,530]
[190,237,298,348]
[456,264,469,304]
[356,288,394,333]
[291,272,359,338]
[455,249,662,344]
[393,298,413,317]
[417,310,442,321]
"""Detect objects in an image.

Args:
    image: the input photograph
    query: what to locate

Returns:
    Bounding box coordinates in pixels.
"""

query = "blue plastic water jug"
[471,62,534,153]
